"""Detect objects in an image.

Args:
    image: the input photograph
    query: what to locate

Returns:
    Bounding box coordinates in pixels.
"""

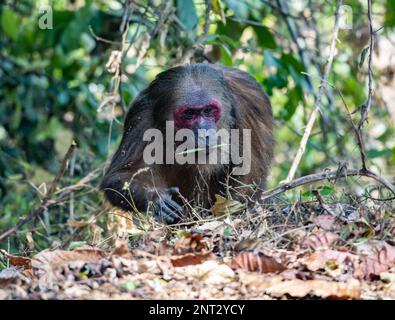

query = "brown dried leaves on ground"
[1,201,395,299]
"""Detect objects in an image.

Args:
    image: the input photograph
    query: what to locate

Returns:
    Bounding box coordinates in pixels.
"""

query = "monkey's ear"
[215,65,272,126]
[212,65,274,186]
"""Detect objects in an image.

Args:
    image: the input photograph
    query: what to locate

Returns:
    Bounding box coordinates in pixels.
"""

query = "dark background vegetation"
[1,0,394,255]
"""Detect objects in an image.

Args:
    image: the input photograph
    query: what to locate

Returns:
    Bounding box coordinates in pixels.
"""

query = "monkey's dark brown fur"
[101,63,274,223]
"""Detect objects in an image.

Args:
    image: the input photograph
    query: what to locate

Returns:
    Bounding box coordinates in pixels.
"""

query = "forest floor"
[1,199,395,300]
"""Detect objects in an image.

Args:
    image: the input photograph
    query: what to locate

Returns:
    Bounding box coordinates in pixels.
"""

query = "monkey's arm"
[101,93,184,224]
[101,166,184,224]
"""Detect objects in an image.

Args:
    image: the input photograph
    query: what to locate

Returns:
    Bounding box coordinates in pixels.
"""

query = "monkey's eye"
[183,109,195,118]
[203,107,213,116]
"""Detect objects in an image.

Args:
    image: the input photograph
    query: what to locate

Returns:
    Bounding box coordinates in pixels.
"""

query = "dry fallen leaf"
[353,241,395,279]
[301,230,340,250]
[210,194,246,217]
[171,252,215,267]
[169,232,215,267]
[67,219,90,228]
[266,279,360,299]
[230,251,287,273]
[32,246,105,270]
[238,271,360,299]
[304,243,395,280]
[174,233,208,254]
[312,215,339,230]
[304,249,358,272]
[174,260,235,284]
[30,246,106,289]
[0,267,30,286]
[0,250,31,269]
[110,240,131,257]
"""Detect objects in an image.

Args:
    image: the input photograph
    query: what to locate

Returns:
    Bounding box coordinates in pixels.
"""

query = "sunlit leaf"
[176,0,198,31]
[253,25,276,49]
[1,8,19,40]
[367,148,394,159]
[385,0,395,27]
[224,0,249,19]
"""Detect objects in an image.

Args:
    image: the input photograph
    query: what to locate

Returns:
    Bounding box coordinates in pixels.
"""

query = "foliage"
[0,0,394,252]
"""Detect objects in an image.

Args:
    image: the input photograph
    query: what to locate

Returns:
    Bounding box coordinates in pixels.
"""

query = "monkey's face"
[151,65,236,156]
[172,97,222,153]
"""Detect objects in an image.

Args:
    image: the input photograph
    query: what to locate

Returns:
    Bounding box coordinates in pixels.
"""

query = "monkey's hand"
[151,187,184,224]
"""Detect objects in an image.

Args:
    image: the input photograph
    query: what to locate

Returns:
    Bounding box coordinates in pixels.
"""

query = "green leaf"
[68,241,87,250]
[318,186,335,196]
[203,34,219,44]
[223,226,233,237]
[212,0,223,16]
[218,35,239,49]
[253,26,276,49]
[281,53,304,73]
[385,0,395,28]
[263,73,288,95]
[367,148,394,159]
[263,51,279,68]
[359,46,369,68]
[302,190,314,198]
[217,19,245,41]
[80,32,96,52]
[176,0,198,31]
[281,87,302,120]
[1,8,20,40]
[225,0,249,20]
[122,281,138,292]
[302,186,335,197]
[342,78,366,106]
[220,44,233,66]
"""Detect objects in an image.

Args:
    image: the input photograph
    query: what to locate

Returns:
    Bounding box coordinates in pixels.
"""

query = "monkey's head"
[103,63,273,222]
[147,64,237,154]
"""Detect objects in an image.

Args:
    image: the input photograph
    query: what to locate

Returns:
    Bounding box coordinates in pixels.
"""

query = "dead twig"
[359,0,374,128]
[336,87,368,170]
[261,168,395,201]
[285,0,342,182]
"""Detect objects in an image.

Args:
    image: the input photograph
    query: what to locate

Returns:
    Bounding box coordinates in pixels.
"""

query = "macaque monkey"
[101,63,274,223]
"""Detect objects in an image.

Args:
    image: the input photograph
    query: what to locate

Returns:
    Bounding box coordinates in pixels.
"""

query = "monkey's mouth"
[203,144,213,156]
[175,143,215,157]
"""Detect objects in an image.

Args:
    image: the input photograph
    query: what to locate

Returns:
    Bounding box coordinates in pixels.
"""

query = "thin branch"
[261,0,302,19]
[285,0,343,182]
[335,87,368,170]
[88,25,120,46]
[261,168,395,201]
[359,0,374,128]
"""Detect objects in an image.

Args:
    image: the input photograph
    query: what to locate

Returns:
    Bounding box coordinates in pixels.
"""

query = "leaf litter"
[1,199,395,299]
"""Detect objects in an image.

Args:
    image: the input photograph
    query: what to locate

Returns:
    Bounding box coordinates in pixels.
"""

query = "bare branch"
[262,168,395,201]
[285,0,343,182]
[359,0,375,128]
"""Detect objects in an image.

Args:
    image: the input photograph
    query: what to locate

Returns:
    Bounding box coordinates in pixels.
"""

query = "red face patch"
[173,98,222,129]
